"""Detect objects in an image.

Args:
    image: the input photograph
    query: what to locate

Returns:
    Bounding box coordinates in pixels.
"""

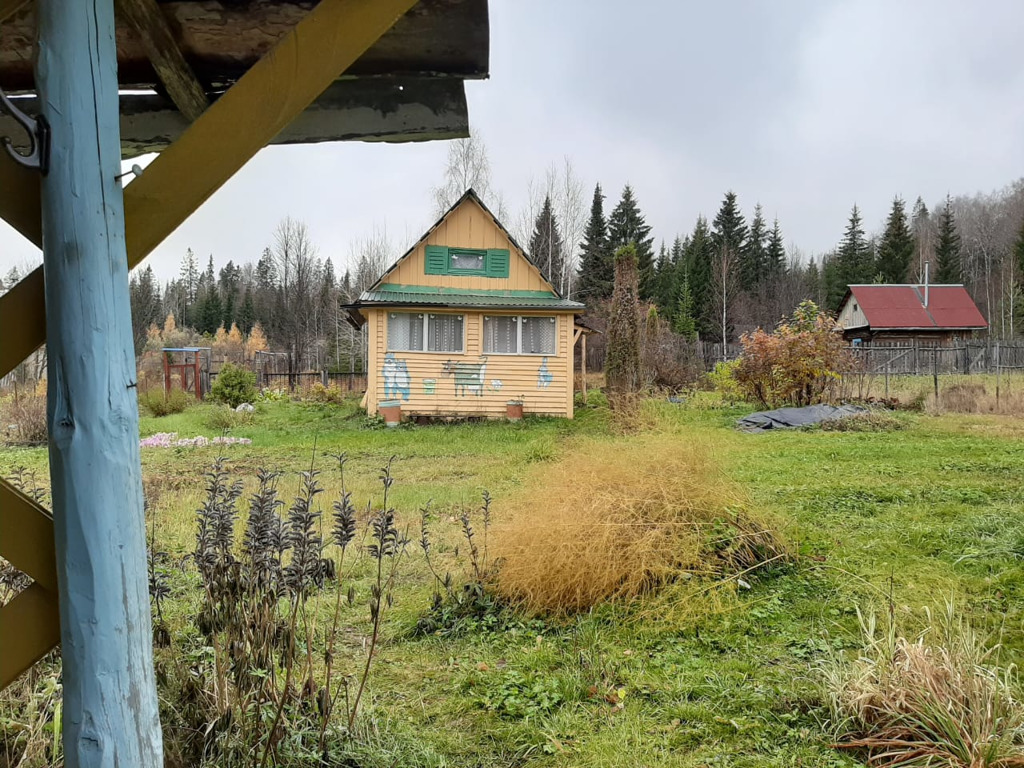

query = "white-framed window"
[483,315,557,355]
[449,249,486,272]
[387,312,464,352]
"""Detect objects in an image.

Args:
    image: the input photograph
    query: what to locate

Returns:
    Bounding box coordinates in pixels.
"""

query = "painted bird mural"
[537,357,553,388]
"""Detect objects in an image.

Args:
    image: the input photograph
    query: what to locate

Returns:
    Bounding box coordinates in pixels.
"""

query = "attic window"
[424,246,511,278]
[450,249,485,272]
[853,303,858,312]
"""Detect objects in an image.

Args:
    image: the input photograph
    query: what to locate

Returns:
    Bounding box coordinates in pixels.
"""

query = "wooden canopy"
[0,0,490,723]
[0,0,488,155]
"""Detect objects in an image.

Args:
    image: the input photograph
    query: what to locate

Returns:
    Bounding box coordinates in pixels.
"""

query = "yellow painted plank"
[0,479,57,592]
[0,149,42,246]
[0,583,61,690]
[0,0,417,379]
[0,267,46,378]
[389,197,554,293]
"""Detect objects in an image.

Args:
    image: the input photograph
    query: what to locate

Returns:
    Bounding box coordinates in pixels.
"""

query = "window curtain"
[427,314,464,352]
[483,316,518,353]
[387,313,424,351]
[521,316,557,354]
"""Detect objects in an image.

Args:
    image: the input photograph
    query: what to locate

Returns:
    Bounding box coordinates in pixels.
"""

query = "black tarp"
[737,404,866,432]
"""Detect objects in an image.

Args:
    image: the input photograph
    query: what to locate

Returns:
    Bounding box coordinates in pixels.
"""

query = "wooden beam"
[37,0,162,759]
[0,266,45,377]
[115,0,208,122]
[0,0,419,379]
[0,149,42,245]
[0,584,61,690]
[2,77,469,158]
[121,0,419,265]
[0,479,56,592]
[0,0,29,24]
[0,0,489,92]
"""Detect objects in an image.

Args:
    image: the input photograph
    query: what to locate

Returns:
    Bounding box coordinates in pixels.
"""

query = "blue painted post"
[36,0,163,764]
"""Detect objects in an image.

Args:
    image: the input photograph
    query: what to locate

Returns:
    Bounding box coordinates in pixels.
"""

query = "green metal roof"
[357,283,584,311]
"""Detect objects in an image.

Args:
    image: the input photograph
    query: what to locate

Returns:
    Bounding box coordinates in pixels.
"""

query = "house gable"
[372,190,557,295]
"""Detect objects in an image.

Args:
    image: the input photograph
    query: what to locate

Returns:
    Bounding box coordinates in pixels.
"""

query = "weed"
[822,602,1024,767]
[203,405,253,432]
[492,435,789,615]
[820,411,909,432]
[0,394,47,445]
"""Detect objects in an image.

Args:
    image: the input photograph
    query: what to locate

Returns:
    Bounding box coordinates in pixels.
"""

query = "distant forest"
[5,138,1020,373]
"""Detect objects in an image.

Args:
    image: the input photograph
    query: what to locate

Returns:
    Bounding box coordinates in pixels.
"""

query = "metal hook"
[0,87,50,175]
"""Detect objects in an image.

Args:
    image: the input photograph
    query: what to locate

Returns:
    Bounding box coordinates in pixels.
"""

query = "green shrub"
[705,359,745,403]
[139,387,191,417]
[203,405,253,431]
[209,363,257,408]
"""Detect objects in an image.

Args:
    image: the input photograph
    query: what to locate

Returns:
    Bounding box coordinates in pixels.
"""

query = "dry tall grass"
[491,436,788,616]
[823,603,1024,767]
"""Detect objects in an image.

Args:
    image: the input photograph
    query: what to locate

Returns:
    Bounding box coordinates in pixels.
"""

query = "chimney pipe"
[923,261,930,307]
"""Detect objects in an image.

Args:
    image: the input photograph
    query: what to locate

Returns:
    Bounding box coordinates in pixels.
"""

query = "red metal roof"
[845,285,987,330]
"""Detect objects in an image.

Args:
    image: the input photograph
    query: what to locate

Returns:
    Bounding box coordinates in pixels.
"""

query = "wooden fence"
[583,335,1024,377]
[258,371,367,394]
[848,341,1024,376]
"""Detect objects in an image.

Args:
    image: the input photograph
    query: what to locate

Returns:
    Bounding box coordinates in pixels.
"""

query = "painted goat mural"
[442,356,487,397]
[381,352,411,401]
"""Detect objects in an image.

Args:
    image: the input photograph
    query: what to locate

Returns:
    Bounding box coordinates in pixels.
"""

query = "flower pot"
[378,400,402,427]
[506,401,524,422]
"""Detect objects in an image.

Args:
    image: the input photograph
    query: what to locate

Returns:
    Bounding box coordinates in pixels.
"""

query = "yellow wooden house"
[347,189,585,419]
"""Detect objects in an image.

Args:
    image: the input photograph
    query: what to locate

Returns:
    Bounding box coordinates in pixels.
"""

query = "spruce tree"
[766,217,786,277]
[711,191,748,257]
[576,184,612,301]
[607,185,655,301]
[1015,216,1024,281]
[685,216,715,339]
[239,287,257,335]
[528,194,566,290]
[805,257,822,305]
[740,204,768,290]
[823,253,846,311]
[876,197,914,283]
[934,195,962,283]
[835,204,873,298]
[912,196,932,279]
[672,275,697,340]
[198,286,222,335]
[653,241,676,316]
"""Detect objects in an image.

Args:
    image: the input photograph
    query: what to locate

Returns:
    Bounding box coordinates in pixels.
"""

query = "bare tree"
[349,226,394,296]
[513,158,587,297]
[432,136,494,217]
[710,245,740,355]
[271,217,319,372]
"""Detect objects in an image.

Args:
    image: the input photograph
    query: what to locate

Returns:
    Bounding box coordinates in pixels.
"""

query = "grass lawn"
[3,393,1024,767]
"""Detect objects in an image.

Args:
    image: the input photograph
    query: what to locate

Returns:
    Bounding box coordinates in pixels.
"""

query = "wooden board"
[0,0,488,92]
[1,77,469,156]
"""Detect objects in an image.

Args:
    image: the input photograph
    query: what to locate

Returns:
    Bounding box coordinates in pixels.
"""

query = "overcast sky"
[2,0,1023,282]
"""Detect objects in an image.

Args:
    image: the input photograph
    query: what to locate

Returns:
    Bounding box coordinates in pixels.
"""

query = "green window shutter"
[425,245,448,275]
[485,249,510,278]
